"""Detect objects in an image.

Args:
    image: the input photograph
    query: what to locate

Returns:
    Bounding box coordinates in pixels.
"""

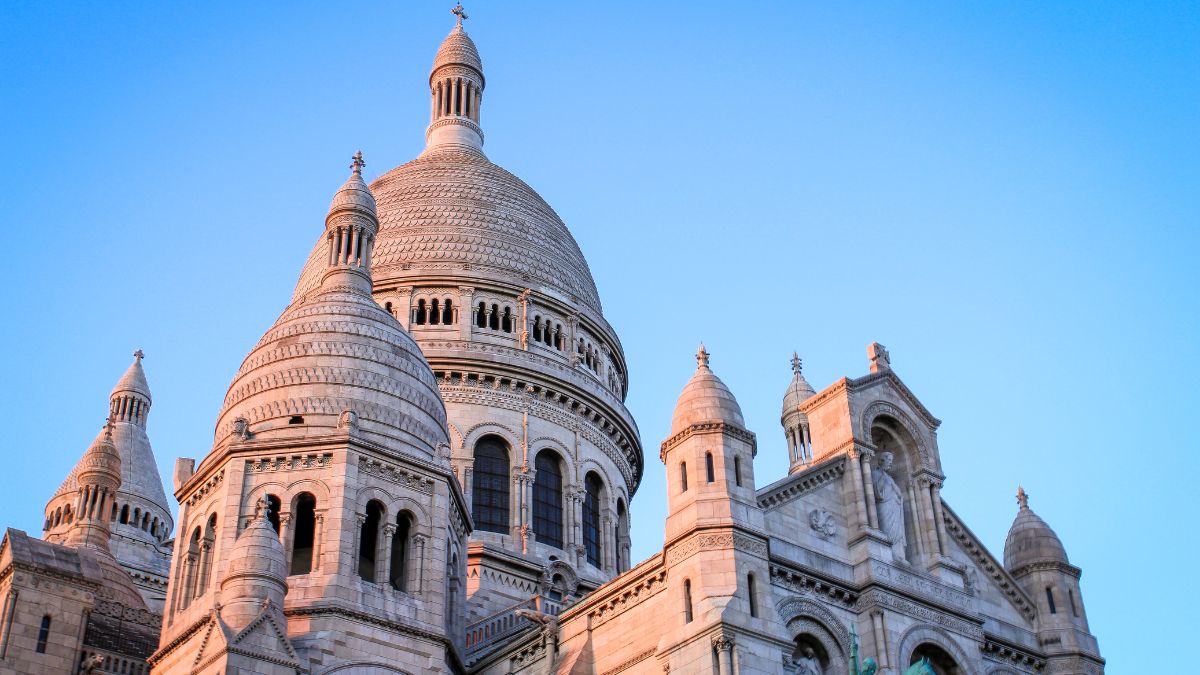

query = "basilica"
[0,7,1104,675]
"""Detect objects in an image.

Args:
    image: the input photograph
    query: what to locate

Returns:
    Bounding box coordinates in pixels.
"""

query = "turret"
[426,3,485,151]
[662,344,762,542]
[217,498,289,632]
[1004,486,1104,672]
[64,421,121,552]
[781,352,816,472]
[319,151,379,295]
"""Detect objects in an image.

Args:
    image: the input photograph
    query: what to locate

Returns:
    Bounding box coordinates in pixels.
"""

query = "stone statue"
[872,452,907,558]
[848,624,878,675]
[793,645,822,675]
[904,657,935,675]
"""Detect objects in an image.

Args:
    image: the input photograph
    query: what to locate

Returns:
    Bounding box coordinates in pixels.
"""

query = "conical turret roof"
[671,345,745,435]
[781,352,816,414]
[111,350,151,400]
[1004,486,1069,571]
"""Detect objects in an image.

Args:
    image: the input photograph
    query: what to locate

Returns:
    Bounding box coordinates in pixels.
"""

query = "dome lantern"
[426,3,486,151]
[781,352,816,471]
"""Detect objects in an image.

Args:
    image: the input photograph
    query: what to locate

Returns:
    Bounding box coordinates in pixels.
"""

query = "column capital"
[383,523,398,538]
[711,634,735,651]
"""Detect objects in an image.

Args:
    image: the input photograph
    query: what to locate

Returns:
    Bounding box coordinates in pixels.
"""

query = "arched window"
[747,573,758,617]
[266,494,281,533]
[390,512,413,591]
[199,514,217,594]
[35,615,50,654]
[472,437,510,534]
[1045,586,1057,614]
[476,302,487,328]
[358,500,385,582]
[290,493,316,575]
[183,527,202,606]
[705,453,715,483]
[1069,588,1079,617]
[120,504,130,524]
[415,299,427,325]
[533,317,543,343]
[489,303,500,330]
[501,306,513,333]
[616,498,627,571]
[63,504,72,524]
[683,579,693,623]
[533,450,564,549]
[734,456,742,487]
[583,472,604,567]
[443,298,454,324]
[909,643,960,675]
[384,301,394,317]
[680,462,688,492]
[429,298,441,325]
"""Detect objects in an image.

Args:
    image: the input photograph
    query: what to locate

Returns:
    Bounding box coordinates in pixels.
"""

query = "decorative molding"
[659,421,758,461]
[601,647,656,675]
[186,469,225,507]
[769,563,858,607]
[940,502,1038,621]
[981,635,1047,671]
[665,530,767,567]
[856,588,984,641]
[244,453,333,473]
[358,454,436,495]
[758,457,846,509]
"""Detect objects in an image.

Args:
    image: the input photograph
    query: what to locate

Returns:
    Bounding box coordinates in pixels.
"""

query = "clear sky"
[2,2,1196,671]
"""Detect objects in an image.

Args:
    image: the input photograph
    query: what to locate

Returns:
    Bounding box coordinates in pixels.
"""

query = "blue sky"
[2,2,1196,671]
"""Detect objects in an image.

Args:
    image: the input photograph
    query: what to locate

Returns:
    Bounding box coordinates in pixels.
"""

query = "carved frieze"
[245,453,333,473]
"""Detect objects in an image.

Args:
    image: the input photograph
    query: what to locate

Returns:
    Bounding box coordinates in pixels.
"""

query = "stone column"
[860,449,880,530]
[567,314,580,366]
[930,482,949,556]
[845,448,870,533]
[312,511,325,572]
[380,523,397,585]
[712,635,734,675]
[463,467,474,511]
[871,611,889,670]
[353,513,367,578]
[412,534,428,594]
[801,425,813,461]
[195,542,212,598]
[518,288,532,350]
[917,477,941,558]
[458,286,474,339]
[279,511,293,570]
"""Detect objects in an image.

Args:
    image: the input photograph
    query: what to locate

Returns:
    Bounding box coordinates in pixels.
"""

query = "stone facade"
[0,7,1104,675]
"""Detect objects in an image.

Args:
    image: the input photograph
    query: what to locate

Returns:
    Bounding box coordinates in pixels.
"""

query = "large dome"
[293,145,603,314]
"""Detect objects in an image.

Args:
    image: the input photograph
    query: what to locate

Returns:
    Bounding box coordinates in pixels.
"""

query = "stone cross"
[868,342,891,374]
[696,343,710,368]
[103,416,115,438]
[791,352,803,375]
[1016,485,1029,509]
[133,349,144,362]
[452,3,468,27]
[350,150,365,175]
[255,496,272,521]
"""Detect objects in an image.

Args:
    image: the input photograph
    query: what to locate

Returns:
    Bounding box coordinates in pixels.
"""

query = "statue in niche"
[872,452,908,559]
[793,645,823,675]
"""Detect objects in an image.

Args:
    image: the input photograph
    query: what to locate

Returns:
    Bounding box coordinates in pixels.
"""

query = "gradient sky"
[2,2,1196,671]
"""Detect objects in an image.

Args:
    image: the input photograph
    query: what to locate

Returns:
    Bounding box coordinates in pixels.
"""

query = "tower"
[150,156,470,674]
[43,350,174,611]
[781,352,816,472]
[63,422,121,552]
[290,8,644,628]
[1004,487,1104,674]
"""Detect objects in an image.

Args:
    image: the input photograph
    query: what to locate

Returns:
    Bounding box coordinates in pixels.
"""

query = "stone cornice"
[756,455,846,509]
[1008,560,1082,580]
[557,552,666,627]
[981,633,1048,671]
[285,605,464,671]
[940,501,1038,622]
[768,561,858,608]
[849,370,942,430]
[799,377,852,415]
[659,422,757,461]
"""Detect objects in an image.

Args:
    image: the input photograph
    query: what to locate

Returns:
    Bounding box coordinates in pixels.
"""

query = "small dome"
[77,425,121,485]
[781,353,816,415]
[225,507,287,584]
[1003,487,1069,571]
[89,548,149,608]
[111,351,151,401]
[328,152,377,220]
[432,24,483,79]
[671,345,745,435]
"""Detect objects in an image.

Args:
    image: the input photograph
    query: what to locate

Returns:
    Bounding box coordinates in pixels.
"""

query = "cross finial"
[1016,485,1029,509]
[350,150,365,176]
[103,416,115,439]
[791,351,802,375]
[696,343,710,368]
[452,3,468,28]
[133,349,144,362]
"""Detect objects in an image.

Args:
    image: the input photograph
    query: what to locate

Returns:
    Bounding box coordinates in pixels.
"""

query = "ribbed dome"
[782,353,816,414]
[215,282,448,457]
[291,146,603,313]
[671,345,745,435]
[1004,487,1069,571]
[329,154,377,219]
[91,549,148,608]
[217,163,448,459]
[432,24,483,78]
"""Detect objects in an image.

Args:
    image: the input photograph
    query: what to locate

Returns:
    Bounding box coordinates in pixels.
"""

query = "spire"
[696,343,710,369]
[111,349,151,417]
[781,351,817,470]
[1016,485,1029,509]
[790,351,802,375]
[427,4,486,152]
[319,152,379,294]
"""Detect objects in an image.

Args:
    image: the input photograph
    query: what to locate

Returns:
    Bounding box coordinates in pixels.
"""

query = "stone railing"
[77,648,150,675]
[463,595,564,664]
